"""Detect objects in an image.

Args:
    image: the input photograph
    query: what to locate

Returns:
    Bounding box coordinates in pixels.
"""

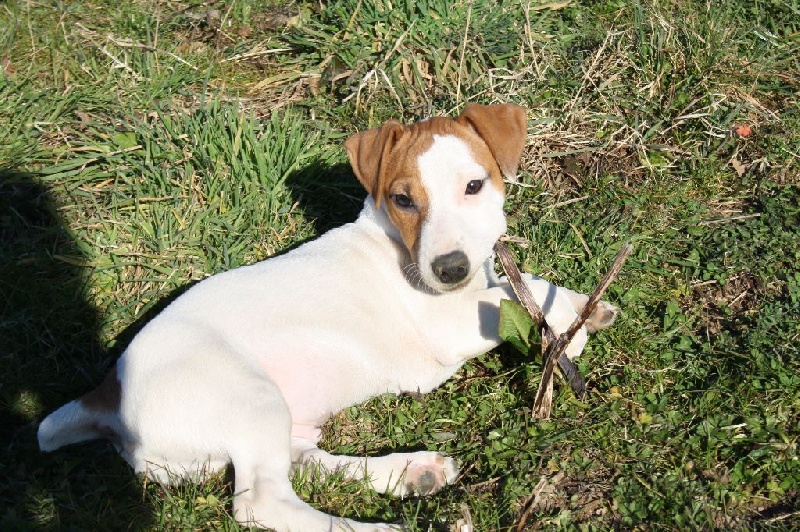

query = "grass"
[1,0,798,529]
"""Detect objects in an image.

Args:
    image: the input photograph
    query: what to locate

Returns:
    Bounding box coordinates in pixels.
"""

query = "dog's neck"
[357,196,404,245]
[356,196,437,292]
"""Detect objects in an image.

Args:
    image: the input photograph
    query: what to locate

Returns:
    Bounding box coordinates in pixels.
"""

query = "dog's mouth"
[430,278,473,294]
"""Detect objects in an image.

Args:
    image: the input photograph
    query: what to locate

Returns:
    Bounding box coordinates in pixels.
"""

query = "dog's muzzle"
[431,251,470,285]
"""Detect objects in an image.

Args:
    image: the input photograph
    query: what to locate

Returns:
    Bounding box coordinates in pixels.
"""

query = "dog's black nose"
[431,251,470,284]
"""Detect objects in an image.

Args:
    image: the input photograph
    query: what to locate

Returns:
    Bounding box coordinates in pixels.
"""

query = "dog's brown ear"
[344,121,406,207]
[456,103,527,180]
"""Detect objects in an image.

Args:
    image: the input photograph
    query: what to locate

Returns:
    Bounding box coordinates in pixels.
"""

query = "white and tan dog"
[39,103,617,531]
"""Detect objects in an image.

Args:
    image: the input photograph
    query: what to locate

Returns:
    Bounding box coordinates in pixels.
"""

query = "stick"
[494,241,633,417]
[493,242,585,397]
[514,475,549,532]
[532,243,632,418]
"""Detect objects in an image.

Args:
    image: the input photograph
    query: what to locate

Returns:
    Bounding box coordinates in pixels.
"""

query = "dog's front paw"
[402,452,459,496]
[585,300,619,333]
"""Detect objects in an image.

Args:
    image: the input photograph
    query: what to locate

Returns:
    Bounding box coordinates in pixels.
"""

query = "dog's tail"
[38,367,123,452]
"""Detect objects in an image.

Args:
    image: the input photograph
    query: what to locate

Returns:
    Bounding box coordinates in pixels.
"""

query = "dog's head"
[345,103,527,293]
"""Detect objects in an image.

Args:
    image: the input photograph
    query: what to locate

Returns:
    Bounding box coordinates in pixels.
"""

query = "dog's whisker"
[403,262,435,294]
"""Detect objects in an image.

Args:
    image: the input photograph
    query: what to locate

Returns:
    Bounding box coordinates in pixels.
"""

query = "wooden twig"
[514,475,549,532]
[494,240,633,418]
[494,242,585,397]
[532,243,633,418]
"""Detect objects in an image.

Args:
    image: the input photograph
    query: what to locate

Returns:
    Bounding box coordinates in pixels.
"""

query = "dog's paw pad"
[413,471,437,494]
[404,453,459,495]
[585,301,619,332]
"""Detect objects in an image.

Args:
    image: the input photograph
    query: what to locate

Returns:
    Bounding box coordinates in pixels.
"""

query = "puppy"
[39,103,617,530]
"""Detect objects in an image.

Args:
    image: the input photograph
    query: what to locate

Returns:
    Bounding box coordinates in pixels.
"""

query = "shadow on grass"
[286,161,366,236]
[0,157,376,528]
[0,169,152,529]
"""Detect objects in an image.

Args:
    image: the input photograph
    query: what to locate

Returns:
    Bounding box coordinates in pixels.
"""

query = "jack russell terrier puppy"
[39,103,618,531]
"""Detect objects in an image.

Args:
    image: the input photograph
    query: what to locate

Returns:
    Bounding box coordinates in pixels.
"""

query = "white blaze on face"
[416,134,507,292]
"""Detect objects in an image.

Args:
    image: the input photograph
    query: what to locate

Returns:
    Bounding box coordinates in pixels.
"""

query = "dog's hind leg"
[125,340,399,531]
[224,384,401,531]
[233,451,400,530]
[292,439,460,498]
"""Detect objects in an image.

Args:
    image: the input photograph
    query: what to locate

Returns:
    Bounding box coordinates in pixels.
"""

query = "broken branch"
[532,242,632,418]
[494,240,633,418]
[493,241,586,397]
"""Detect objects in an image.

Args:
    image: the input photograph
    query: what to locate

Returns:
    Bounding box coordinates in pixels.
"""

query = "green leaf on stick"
[499,298,538,355]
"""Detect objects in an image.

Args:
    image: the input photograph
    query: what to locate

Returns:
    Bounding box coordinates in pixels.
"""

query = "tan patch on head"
[344,104,528,260]
[383,175,429,257]
[81,366,121,412]
[343,120,406,208]
[454,126,507,195]
[381,117,510,259]
[456,103,528,180]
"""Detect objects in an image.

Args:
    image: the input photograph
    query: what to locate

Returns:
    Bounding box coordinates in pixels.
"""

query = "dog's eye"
[465,179,484,195]
[391,193,414,209]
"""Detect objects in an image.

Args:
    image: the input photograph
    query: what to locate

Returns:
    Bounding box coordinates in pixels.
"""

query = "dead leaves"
[729,124,755,177]
[730,154,747,177]
[1,56,15,77]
